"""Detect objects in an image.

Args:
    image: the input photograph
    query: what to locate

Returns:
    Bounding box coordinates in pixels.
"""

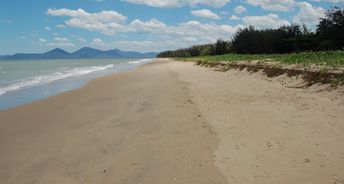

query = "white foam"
[128,58,153,64]
[0,64,114,96]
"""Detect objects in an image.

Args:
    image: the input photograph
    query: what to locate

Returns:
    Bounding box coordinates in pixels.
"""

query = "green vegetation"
[231,25,315,54]
[179,51,344,85]
[158,5,344,86]
[158,6,344,63]
[180,50,344,67]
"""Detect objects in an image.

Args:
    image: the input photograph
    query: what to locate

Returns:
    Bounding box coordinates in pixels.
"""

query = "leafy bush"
[157,6,344,59]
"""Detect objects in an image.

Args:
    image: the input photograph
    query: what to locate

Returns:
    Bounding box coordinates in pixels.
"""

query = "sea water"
[0,58,153,110]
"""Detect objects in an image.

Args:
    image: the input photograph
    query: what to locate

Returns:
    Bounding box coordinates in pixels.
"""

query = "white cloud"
[78,37,87,43]
[47,42,75,47]
[129,19,167,33]
[234,6,247,14]
[113,40,183,52]
[45,26,52,31]
[111,39,190,52]
[293,2,325,27]
[191,9,221,20]
[130,19,242,43]
[316,0,344,2]
[46,36,74,47]
[122,0,230,8]
[54,37,69,42]
[47,8,244,51]
[171,21,243,43]
[91,38,105,46]
[246,0,295,12]
[242,13,290,28]
[229,15,240,20]
[46,8,127,23]
[328,0,344,2]
[47,8,129,35]
[47,8,240,40]
[91,20,243,51]
[39,38,47,42]
[56,24,66,28]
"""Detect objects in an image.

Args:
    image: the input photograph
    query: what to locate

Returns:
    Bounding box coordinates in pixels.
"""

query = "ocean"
[0,58,153,110]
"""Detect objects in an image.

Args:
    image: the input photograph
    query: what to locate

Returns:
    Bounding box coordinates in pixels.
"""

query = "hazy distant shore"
[0,59,343,184]
[0,47,157,60]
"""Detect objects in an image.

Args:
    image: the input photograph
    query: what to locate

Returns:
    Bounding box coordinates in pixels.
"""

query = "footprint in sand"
[303,158,311,164]
[266,140,284,151]
[330,174,344,184]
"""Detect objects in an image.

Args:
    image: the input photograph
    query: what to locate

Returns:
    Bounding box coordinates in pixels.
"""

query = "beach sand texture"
[0,59,343,184]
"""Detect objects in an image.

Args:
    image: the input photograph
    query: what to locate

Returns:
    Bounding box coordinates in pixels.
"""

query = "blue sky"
[0,0,343,55]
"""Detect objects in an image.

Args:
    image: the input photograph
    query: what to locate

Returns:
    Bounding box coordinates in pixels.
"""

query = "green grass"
[179,50,344,68]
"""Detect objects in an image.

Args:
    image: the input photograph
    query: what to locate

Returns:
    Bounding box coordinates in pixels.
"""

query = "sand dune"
[0,60,343,184]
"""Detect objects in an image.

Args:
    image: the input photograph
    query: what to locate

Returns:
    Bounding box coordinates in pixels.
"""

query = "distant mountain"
[44,48,71,59]
[71,47,106,59]
[0,47,157,60]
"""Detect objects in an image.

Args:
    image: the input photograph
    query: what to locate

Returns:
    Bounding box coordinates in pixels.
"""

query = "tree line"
[157,6,344,57]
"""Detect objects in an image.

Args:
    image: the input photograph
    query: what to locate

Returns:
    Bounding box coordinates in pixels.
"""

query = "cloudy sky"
[0,0,343,54]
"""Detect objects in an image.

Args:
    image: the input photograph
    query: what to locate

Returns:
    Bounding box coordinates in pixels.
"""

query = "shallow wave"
[0,64,114,96]
[128,58,153,64]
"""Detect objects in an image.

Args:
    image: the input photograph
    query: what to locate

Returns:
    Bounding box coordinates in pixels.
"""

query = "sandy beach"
[1,59,343,184]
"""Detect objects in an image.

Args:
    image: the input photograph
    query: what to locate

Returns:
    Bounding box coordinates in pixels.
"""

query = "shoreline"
[0,58,153,111]
[1,59,343,184]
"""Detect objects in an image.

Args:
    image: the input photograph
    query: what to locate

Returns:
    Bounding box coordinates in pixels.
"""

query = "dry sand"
[0,59,343,184]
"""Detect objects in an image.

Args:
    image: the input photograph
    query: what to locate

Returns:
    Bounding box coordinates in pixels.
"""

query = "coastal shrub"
[157,6,344,58]
[232,24,314,54]
[316,6,344,50]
